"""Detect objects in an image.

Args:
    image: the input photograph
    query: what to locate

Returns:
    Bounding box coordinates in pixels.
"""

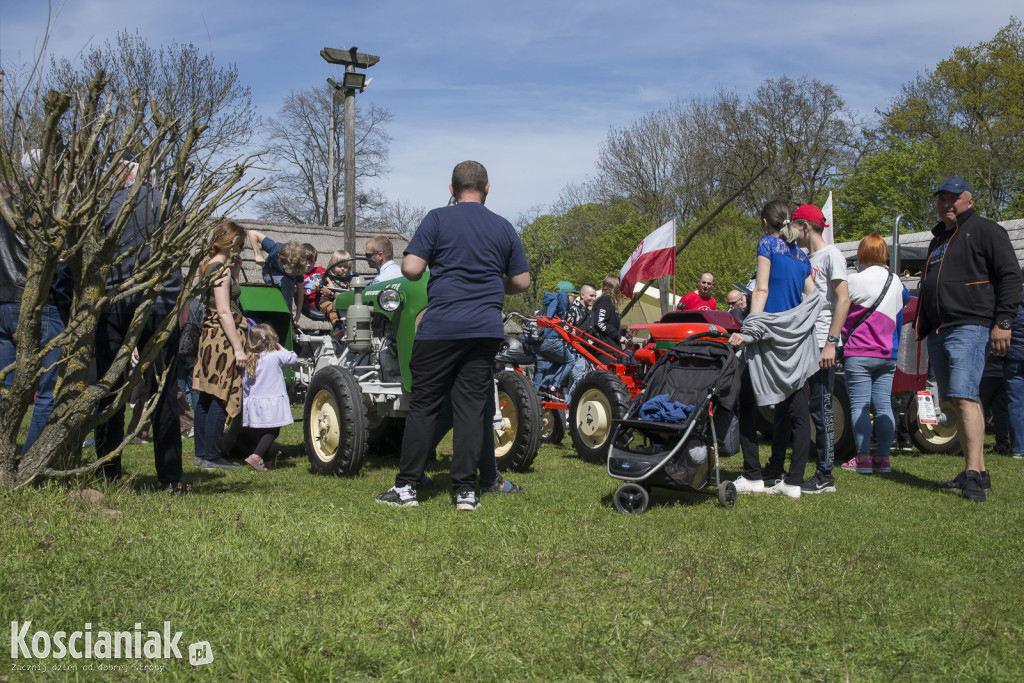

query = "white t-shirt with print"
[809,244,848,349]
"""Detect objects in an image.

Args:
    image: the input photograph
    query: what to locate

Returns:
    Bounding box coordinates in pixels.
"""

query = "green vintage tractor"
[291,261,542,476]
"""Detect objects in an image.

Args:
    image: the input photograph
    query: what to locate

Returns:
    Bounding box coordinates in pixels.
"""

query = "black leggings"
[239,427,280,458]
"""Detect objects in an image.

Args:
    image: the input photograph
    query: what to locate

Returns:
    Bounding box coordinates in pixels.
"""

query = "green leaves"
[873,17,1024,222]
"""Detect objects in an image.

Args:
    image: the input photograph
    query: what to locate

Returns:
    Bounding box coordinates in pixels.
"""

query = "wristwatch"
[996,319,1012,330]
[826,334,840,343]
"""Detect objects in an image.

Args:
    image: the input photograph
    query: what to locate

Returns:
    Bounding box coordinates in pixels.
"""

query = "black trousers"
[738,366,763,479]
[395,338,503,493]
[763,382,811,486]
[95,296,182,486]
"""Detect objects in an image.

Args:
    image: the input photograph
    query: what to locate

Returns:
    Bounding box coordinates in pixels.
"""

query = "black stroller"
[608,335,743,513]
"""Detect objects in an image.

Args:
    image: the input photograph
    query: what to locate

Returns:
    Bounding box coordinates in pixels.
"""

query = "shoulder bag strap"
[844,272,894,342]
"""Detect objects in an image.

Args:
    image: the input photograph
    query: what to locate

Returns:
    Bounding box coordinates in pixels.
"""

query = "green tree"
[674,206,760,307]
[834,138,942,241]
[878,17,1024,219]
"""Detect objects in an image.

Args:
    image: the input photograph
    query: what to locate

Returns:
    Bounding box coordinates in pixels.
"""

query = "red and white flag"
[619,219,676,297]
[822,191,835,245]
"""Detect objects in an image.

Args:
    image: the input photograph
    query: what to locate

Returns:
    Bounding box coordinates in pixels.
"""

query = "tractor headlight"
[378,286,402,312]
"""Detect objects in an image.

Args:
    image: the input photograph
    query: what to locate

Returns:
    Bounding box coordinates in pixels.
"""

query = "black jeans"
[396,338,503,494]
[738,366,764,480]
[94,296,182,486]
[773,363,835,474]
[763,382,812,486]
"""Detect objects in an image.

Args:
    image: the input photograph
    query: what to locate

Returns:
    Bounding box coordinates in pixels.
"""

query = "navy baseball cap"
[934,176,973,195]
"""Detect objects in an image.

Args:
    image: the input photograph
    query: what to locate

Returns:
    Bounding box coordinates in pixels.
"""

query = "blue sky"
[1,0,1019,223]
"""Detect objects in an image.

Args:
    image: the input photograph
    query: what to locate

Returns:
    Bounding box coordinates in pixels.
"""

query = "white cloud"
[3,0,1021,221]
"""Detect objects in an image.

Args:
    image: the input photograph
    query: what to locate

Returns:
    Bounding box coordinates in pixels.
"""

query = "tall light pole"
[321,46,379,256]
[326,81,343,231]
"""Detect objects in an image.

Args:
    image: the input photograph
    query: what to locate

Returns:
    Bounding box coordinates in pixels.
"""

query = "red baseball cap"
[793,204,827,228]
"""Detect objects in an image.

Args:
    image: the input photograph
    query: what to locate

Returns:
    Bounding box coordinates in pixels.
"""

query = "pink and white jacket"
[842,266,910,359]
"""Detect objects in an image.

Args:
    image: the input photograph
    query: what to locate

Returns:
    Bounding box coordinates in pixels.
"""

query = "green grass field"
[3,418,1023,681]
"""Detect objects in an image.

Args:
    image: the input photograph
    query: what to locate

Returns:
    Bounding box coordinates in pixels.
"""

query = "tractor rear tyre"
[493,370,543,472]
[303,366,368,476]
[569,371,632,464]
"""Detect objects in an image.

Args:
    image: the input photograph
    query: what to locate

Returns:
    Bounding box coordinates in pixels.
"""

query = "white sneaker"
[732,476,765,494]
[765,480,801,499]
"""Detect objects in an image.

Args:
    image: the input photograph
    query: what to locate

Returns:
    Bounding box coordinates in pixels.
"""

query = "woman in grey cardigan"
[729,201,820,500]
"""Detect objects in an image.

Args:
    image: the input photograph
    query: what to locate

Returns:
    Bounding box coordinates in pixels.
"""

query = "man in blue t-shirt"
[376,161,531,511]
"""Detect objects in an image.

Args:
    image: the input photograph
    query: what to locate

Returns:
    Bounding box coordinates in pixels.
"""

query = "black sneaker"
[938,469,993,494]
[800,470,837,495]
[454,490,479,511]
[936,470,966,492]
[962,470,986,502]
[897,440,913,453]
[375,485,418,507]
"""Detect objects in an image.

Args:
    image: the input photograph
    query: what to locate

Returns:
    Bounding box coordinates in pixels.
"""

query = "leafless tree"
[366,197,428,237]
[0,58,261,489]
[590,77,865,219]
[256,85,392,227]
[46,30,257,184]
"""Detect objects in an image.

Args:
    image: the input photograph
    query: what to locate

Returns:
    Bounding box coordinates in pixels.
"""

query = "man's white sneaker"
[732,476,765,494]
[765,480,801,499]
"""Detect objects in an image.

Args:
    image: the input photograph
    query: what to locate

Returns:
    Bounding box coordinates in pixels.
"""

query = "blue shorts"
[926,325,989,402]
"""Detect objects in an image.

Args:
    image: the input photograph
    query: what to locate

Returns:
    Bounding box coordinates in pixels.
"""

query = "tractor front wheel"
[303,366,368,476]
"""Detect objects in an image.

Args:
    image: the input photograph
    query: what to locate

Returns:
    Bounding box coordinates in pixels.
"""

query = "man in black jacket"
[917,176,1022,501]
[93,152,183,488]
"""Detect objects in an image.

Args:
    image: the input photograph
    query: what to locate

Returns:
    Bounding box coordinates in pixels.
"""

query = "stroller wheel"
[613,483,650,515]
[718,481,737,509]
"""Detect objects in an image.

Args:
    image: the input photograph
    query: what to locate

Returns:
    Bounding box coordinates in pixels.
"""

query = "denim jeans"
[533,336,573,393]
[194,392,228,462]
[844,355,897,456]
[978,374,1009,449]
[177,356,198,416]
[1003,358,1024,455]
[0,302,64,452]
[567,354,590,404]
[926,325,988,402]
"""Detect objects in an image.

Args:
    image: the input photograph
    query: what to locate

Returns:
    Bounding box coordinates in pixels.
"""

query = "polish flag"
[619,219,676,297]
[822,191,835,244]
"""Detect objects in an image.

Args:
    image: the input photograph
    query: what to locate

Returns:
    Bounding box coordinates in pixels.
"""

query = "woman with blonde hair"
[729,200,819,499]
[840,232,909,474]
[591,274,626,365]
[192,220,249,469]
